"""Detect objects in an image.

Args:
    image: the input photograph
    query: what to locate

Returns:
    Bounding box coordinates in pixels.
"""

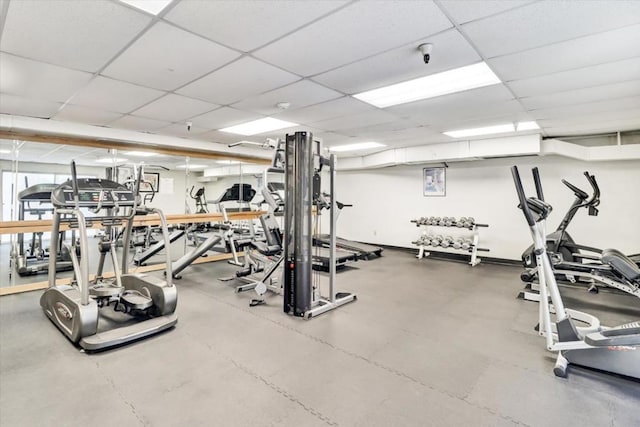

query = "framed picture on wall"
[140,172,160,193]
[423,167,446,197]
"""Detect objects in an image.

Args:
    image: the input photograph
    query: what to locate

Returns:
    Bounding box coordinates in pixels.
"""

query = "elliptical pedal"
[118,290,153,312]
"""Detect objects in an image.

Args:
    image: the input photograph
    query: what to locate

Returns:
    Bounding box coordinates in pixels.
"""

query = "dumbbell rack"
[411,218,489,267]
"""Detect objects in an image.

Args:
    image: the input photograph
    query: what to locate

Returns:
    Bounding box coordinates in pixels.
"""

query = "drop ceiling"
[1,0,639,158]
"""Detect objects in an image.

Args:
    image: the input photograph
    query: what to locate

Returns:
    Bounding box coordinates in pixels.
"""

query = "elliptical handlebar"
[70,160,80,207]
[511,166,536,227]
[532,167,544,201]
[561,179,589,200]
[584,172,600,206]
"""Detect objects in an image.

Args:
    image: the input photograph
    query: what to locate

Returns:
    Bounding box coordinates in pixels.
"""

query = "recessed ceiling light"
[117,0,173,15]
[443,124,515,138]
[95,157,128,164]
[175,164,208,170]
[516,121,541,131]
[443,121,541,138]
[0,149,11,154]
[124,151,159,157]
[329,142,386,152]
[220,117,298,136]
[353,62,501,108]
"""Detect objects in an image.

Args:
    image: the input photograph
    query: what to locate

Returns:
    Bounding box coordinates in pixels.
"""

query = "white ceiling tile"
[52,104,123,126]
[312,131,351,145]
[341,122,441,142]
[132,94,219,122]
[177,57,300,105]
[520,80,640,110]
[0,93,61,118]
[190,107,261,130]
[543,117,640,136]
[255,126,329,142]
[1,0,151,72]
[164,0,348,52]
[530,97,640,120]
[539,109,640,129]
[489,24,640,81]
[462,1,640,58]
[70,76,164,113]
[231,80,342,116]
[108,114,171,132]
[102,22,240,91]
[386,84,519,126]
[157,123,209,138]
[508,57,640,98]
[200,130,248,145]
[273,97,377,124]
[438,0,534,24]
[311,109,401,132]
[312,29,481,94]
[253,1,452,76]
[0,53,93,103]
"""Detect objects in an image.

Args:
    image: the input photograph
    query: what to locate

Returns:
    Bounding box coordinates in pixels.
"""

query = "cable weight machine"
[283,131,356,319]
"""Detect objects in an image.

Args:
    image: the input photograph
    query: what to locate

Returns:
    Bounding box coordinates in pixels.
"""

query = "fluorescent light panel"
[443,121,540,138]
[96,158,127,163]
[124,151,158,157]
[354,62,501,108]
[0,149,11,154]
[220,117,298,136]
[444,124,514,138]
[118,0,173,15]
[329,142,386,152]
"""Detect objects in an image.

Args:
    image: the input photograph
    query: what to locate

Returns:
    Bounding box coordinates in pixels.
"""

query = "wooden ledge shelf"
[0,211,265,235]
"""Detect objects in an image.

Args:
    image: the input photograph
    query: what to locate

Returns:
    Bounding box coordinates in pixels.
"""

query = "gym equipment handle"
[532,167,544,201]
[511,166,535,226]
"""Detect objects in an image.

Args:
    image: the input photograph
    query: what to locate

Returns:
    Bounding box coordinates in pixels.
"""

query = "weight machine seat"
[252,240,281,256]
[602,248,640,282]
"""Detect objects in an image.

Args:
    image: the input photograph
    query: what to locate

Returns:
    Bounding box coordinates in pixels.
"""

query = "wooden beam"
[0,251,243,296]
[0,130,271,165]
[0,211,264,234]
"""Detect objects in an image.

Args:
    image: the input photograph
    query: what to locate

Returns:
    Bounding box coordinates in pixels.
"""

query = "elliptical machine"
[512,165,639,379]
[40,161,177,351]
[190,186,209,214]
[521,171,640,280]
[519,171,640,299]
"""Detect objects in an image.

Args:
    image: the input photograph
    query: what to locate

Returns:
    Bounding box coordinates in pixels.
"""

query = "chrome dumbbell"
[441,235,454,248]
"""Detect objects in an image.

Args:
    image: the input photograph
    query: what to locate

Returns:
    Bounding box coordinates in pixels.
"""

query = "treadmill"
[313,200,383,260]
[313,235,383,260]
[13,183,75,276]
[312,246,358,271]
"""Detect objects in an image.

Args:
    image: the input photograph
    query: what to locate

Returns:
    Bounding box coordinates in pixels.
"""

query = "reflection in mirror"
[0,138,268,292]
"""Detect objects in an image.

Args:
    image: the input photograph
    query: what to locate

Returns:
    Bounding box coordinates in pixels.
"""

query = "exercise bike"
[512,165,639,380]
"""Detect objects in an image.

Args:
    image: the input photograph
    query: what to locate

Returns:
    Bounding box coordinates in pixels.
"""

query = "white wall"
[335,155,640,261]
[149,169,187,215]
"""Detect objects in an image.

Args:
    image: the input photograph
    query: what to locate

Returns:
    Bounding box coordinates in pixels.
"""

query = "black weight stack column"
[283,131,314,316]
